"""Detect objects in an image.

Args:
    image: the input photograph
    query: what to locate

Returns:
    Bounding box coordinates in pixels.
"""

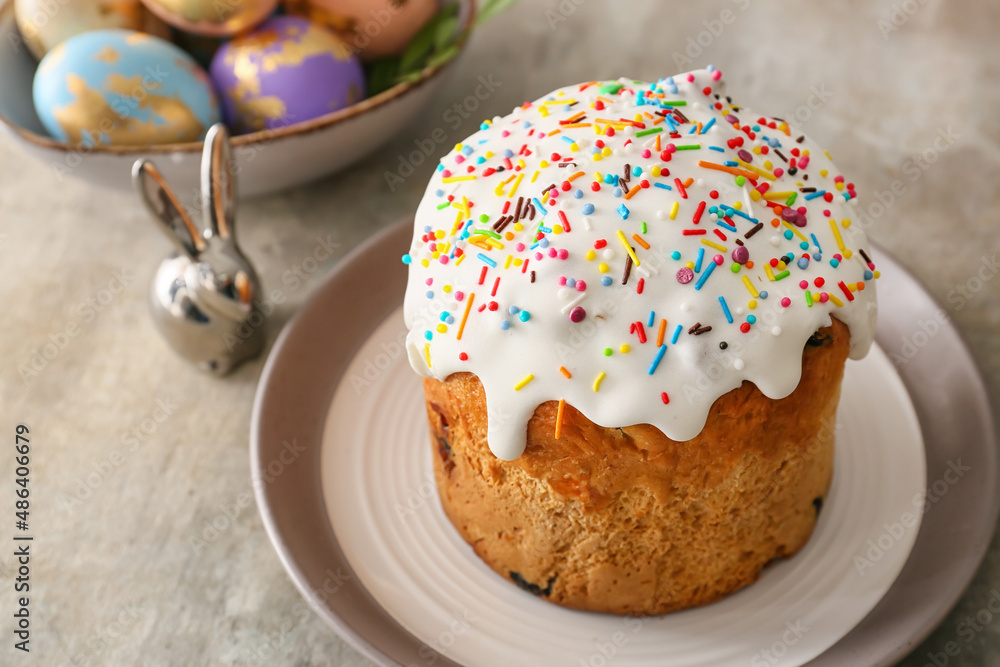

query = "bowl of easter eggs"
[0,0,479,196]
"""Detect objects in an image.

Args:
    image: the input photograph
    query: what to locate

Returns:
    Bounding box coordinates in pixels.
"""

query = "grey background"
[0,0,997,664]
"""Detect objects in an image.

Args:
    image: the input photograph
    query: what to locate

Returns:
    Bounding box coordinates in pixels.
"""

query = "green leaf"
[434,16,459,52]
[477,0,518,25]
[438,2,460,19]
[368,3,465,91]
[365,58,400,96]
[398,6,450,74]
[396,71,423,85]
[425,44,459,70]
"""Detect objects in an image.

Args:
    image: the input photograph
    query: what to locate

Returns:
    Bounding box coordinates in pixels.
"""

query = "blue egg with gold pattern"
[32,29,220,146]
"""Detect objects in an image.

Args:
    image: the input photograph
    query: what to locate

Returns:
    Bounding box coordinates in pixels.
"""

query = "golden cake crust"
[423,319,849,615]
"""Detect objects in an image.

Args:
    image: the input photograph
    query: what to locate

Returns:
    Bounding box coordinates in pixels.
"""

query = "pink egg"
[283,0,437,59]
[139,0,278,37]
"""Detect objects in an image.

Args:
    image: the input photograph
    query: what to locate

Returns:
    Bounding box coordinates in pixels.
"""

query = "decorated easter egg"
[210,16,365,134]
[283,0,437,59]
[33,30,220,146]
[139,0,278,37]
[14,0,169,59]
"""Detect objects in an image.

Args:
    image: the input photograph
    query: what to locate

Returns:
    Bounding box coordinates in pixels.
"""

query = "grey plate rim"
[250,218,999,667]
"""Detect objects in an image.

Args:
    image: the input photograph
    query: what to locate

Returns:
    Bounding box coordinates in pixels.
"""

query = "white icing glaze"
[403,69,879,461]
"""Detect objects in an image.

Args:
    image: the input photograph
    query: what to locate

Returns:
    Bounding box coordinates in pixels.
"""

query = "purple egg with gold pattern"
[209,16,365,135]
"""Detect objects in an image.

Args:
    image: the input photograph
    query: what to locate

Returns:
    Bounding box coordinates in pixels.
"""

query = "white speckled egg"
[33,29,220,146]
[14,0,168,59]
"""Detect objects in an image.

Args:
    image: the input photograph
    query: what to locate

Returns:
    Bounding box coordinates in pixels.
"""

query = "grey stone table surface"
[1,0,998,665]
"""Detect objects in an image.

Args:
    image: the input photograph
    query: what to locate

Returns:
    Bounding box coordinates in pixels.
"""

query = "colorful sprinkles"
[404,68,877,452]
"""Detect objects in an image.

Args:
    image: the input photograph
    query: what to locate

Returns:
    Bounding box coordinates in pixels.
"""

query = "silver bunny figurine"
[132,124,264,376]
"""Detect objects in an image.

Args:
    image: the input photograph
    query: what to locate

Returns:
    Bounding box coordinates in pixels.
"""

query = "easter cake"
[402,69,879,615]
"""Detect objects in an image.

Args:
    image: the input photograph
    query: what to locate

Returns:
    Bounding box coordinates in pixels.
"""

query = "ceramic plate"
[251,219,999,667]
[323,306,924,667]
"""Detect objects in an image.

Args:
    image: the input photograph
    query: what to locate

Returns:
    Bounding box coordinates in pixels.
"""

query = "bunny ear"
[132,159,204,259]
[201,123,237,241]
